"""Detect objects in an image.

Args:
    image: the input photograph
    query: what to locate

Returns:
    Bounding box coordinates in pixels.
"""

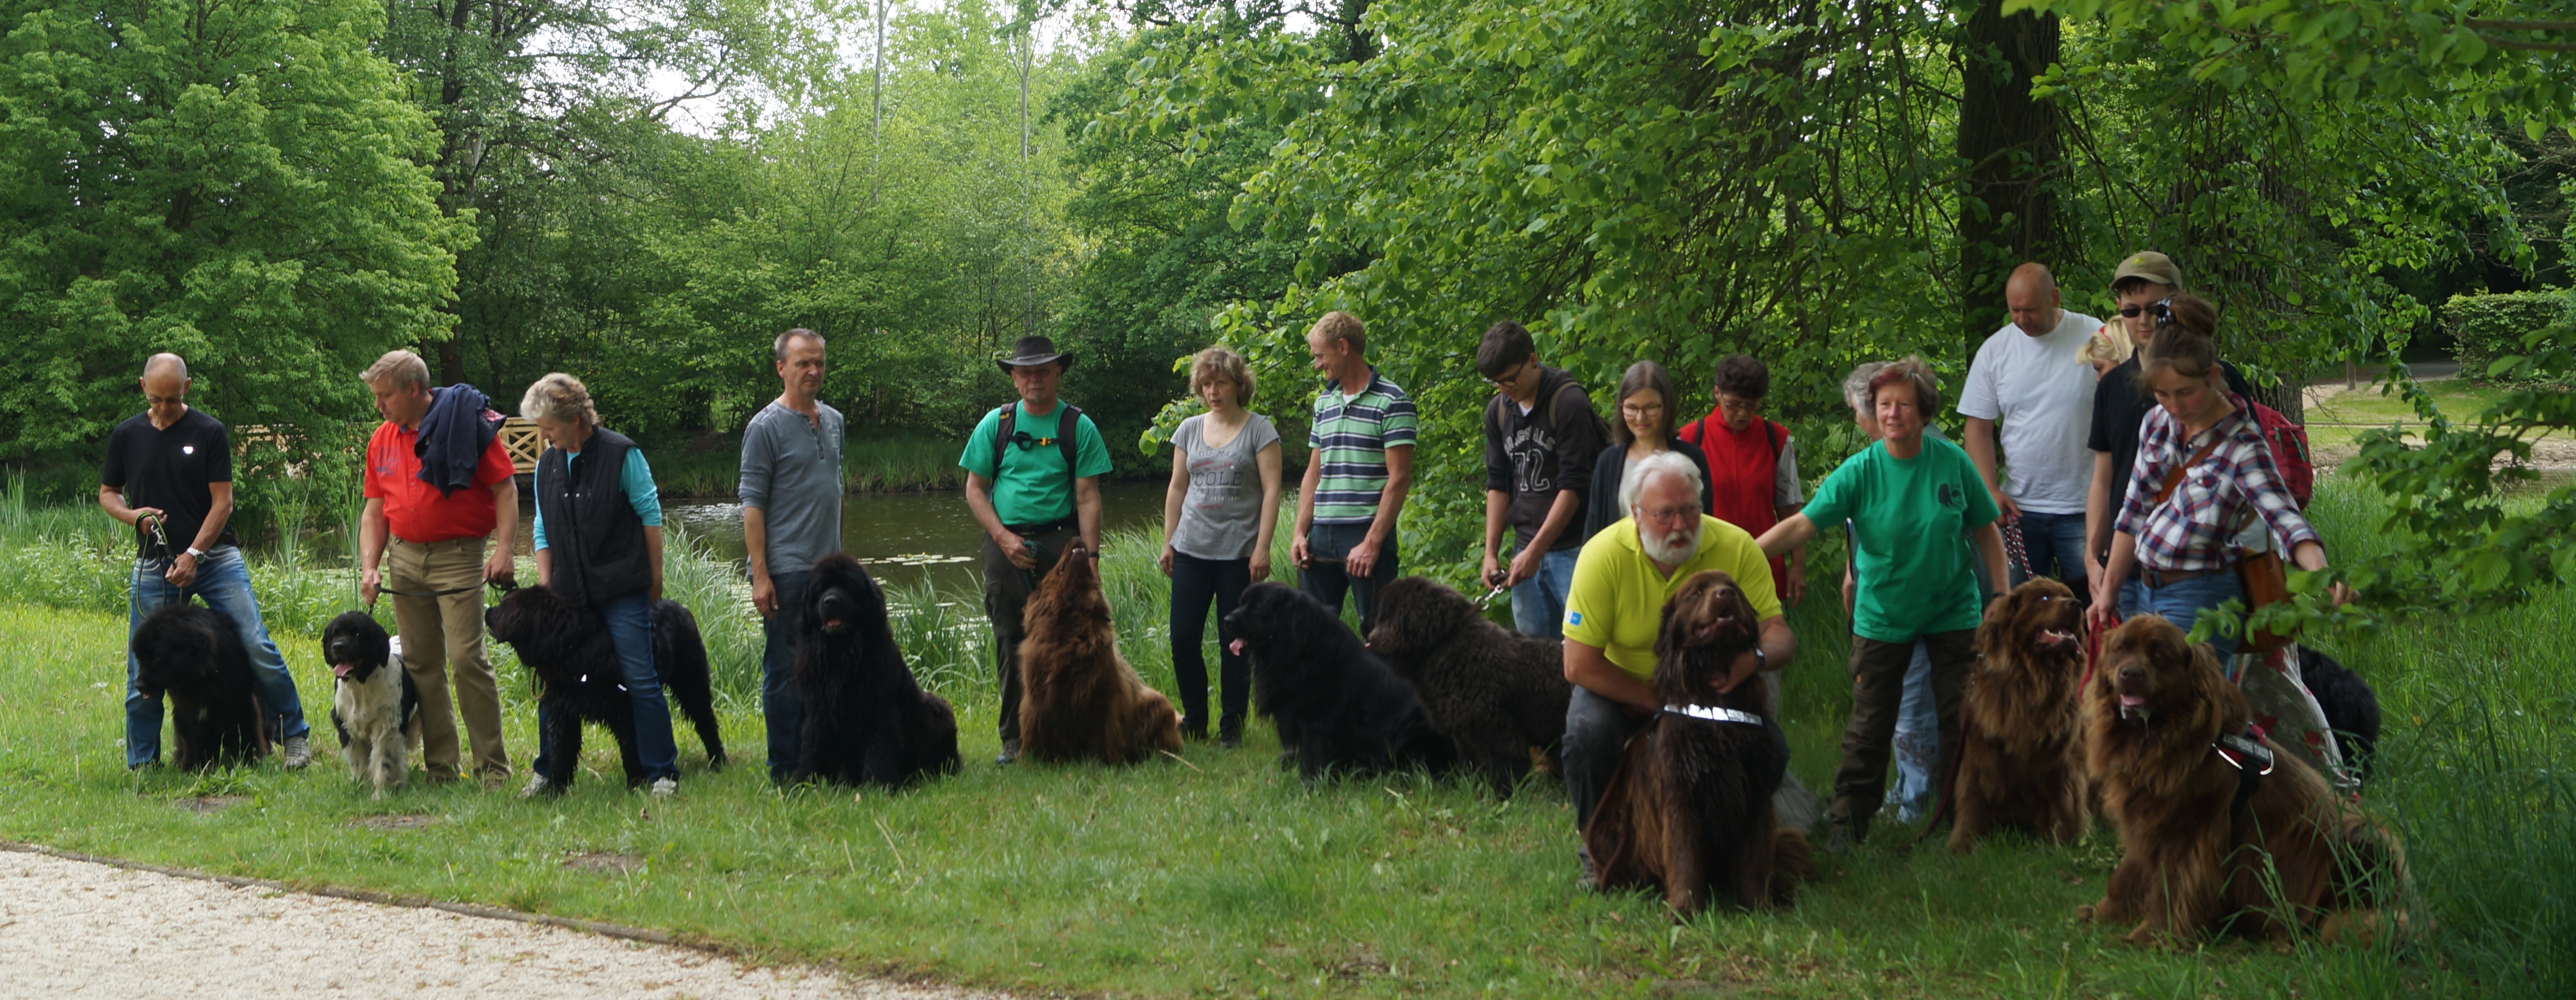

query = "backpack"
[2247,400,2313,509]
[1541,376,1615,455]
[988,403,1084,482]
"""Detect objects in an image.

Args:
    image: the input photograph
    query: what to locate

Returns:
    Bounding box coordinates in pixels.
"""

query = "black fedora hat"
[997,335,1073,374]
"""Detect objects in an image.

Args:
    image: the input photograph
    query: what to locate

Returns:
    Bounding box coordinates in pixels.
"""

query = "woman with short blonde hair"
[1160,346,1283,746]
[519,372,683,796]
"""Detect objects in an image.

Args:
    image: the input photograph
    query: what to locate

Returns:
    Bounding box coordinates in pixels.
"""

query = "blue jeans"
[2117,571,2245,662]
[1299,522,1398,633]
[1882,640,1940,823]
[759,571,810,785]
[1509,545,1581,639]
[2011,510,2090,592]
[533,591,680,782]
[125,546,308,768]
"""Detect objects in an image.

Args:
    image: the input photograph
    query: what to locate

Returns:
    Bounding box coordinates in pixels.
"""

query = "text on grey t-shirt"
[1168,412,1281,561]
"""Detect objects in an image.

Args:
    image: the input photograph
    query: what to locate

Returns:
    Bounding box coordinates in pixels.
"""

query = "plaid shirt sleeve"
[2123,404,2319,572]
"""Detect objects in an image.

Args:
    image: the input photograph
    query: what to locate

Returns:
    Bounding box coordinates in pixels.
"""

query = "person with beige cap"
[2082,251,2254,584]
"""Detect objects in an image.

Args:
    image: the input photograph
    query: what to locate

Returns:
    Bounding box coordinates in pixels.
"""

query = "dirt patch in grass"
[348,814,441,831]
[561,850,644,875]
[171,796,247,814]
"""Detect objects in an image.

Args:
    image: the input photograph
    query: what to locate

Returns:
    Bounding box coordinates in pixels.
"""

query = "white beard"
[1638,519,1704,566]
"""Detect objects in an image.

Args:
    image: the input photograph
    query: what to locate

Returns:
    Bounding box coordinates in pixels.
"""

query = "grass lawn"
[2302,380,2523,458]
[0,482,2566,998]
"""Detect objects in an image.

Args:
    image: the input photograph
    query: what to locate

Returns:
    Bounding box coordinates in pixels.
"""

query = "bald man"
[1959,263,2102,596]
[100,354,312,770]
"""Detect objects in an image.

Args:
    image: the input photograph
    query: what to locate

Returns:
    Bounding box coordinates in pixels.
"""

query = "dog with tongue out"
[322,610,424,797]
[1946,578,2091,853]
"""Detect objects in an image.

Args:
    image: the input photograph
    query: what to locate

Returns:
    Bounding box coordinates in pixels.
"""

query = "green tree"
[0,0,470,470]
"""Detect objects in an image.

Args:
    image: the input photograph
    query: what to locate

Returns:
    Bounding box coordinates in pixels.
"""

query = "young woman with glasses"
[1582,361,1715,541]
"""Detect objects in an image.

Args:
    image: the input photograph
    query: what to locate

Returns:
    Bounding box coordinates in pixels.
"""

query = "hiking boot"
[649,776,677,797]
[994,739,1021,765]
[518,772,552,798]
[281,736,311,770]
[1217,714,1243,749]
[1180,715,1209,742]
[1824,821,1865,856]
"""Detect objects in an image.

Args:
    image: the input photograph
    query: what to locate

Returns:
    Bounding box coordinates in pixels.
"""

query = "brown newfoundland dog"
[1016,543,1183,764]
[1948,578,2089,853]
[1363,576,1571,797]
[2080,614,2407,946]
[1584,570,1812,916]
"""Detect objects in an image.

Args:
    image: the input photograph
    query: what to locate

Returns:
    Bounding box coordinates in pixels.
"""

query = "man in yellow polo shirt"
[1561,450,1797,879]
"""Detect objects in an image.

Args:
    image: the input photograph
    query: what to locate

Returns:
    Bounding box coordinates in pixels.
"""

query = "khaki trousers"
[386,536,510,779]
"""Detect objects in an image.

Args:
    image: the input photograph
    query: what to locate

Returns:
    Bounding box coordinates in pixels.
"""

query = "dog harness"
[1660,704,1764,726]
[2213,722,2274,816]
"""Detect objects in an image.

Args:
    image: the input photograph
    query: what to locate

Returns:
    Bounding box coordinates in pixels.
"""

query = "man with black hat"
[959,335,1113,764]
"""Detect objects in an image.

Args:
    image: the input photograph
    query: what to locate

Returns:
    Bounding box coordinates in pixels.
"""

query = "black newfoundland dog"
[1364,576,1572,796]
[485,586,727,791]
[322,611,420,796]
[2300,647,2382,780]
[131,603,267,770]
[791,554,960,789]
[1222,582,1456,783]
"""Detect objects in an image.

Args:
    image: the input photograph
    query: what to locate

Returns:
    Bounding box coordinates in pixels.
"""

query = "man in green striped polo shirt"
[1289,311,1415,631]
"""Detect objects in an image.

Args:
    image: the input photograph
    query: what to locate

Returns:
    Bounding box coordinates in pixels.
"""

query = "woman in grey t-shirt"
[1160,347,1283,747]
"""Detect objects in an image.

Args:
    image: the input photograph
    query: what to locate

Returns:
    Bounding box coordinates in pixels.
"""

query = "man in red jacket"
[1680,354,1805,605]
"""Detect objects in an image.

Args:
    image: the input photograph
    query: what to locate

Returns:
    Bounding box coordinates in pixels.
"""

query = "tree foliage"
[0,0,469,466]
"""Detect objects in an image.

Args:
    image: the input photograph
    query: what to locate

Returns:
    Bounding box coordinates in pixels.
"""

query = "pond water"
[656,480,1169,590]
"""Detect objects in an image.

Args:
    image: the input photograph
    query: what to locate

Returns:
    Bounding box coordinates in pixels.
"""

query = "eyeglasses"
[2117,305,2146,318]
[1484,361,1530,389]
[1637,505,1698,522]
[1619,403,1665,419]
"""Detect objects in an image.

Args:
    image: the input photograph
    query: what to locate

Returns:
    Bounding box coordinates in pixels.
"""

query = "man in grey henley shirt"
[741,328,845,784]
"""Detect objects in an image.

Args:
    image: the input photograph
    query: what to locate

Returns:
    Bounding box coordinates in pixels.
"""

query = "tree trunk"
[1955,0,2064,357]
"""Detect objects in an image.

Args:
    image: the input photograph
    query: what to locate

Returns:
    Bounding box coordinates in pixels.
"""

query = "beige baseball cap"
[2111,251,2182,289]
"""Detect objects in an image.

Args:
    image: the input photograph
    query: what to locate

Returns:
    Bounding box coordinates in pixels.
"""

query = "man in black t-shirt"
[2083,254,2254,577]
[1475,321,1604,639]
[99,354,311,770]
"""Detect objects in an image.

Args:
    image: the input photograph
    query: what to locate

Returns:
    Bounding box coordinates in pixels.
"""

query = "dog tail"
[1768,828,1815,907]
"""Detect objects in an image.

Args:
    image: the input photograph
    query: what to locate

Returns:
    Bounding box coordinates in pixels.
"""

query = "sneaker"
[994,739,1021,765]
[1180,715,1209,742]
[1217,715,1243,749]
[281,736,311,770]
[518,772,552,798]
[648,776,677,797]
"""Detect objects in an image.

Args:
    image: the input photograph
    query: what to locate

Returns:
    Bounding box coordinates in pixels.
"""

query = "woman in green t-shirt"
[1754,357,2008,856]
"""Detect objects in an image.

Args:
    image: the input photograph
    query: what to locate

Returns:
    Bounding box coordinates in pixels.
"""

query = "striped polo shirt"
[1308,367,1418,525]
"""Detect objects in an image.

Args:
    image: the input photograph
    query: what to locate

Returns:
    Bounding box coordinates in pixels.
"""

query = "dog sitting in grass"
[1584,570,1810,916]
[322,611,420,797]
[792,553,960,788]
[130,603,267,770]
[1363,576,1570,797]
[1947,578,2089,853]
[1014,543,1182,765]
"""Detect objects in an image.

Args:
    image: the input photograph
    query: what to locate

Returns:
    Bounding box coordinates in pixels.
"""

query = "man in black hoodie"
[1477,321,1608,638]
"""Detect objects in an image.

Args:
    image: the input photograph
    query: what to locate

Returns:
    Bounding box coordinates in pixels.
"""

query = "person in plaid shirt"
[2087,295,2349,657]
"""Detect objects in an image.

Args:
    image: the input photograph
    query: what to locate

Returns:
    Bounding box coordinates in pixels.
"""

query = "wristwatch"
[185,546,207,560]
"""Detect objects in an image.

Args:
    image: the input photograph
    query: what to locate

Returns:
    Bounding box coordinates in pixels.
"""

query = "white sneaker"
[648,777,677,797]
[281,736,311,770]
[518,772,551,798]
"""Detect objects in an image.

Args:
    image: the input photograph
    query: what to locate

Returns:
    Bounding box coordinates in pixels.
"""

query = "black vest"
[535,427,650,606]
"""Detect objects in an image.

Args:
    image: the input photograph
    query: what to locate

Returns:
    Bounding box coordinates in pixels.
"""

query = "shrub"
[2444,290,2571,388]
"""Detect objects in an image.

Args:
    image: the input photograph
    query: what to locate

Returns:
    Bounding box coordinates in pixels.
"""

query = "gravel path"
[0,848,995,999]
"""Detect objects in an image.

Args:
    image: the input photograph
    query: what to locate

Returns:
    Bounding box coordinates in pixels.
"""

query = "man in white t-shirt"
[1961,261,2101,596]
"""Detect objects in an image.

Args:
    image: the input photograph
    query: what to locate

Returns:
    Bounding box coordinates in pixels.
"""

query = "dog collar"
[1661,704,1763,727]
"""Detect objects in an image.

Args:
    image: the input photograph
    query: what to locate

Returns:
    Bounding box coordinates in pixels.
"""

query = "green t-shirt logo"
[1937,482,1965,509]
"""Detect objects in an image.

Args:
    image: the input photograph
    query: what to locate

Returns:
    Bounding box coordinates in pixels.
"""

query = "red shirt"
[364,421,517,543]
